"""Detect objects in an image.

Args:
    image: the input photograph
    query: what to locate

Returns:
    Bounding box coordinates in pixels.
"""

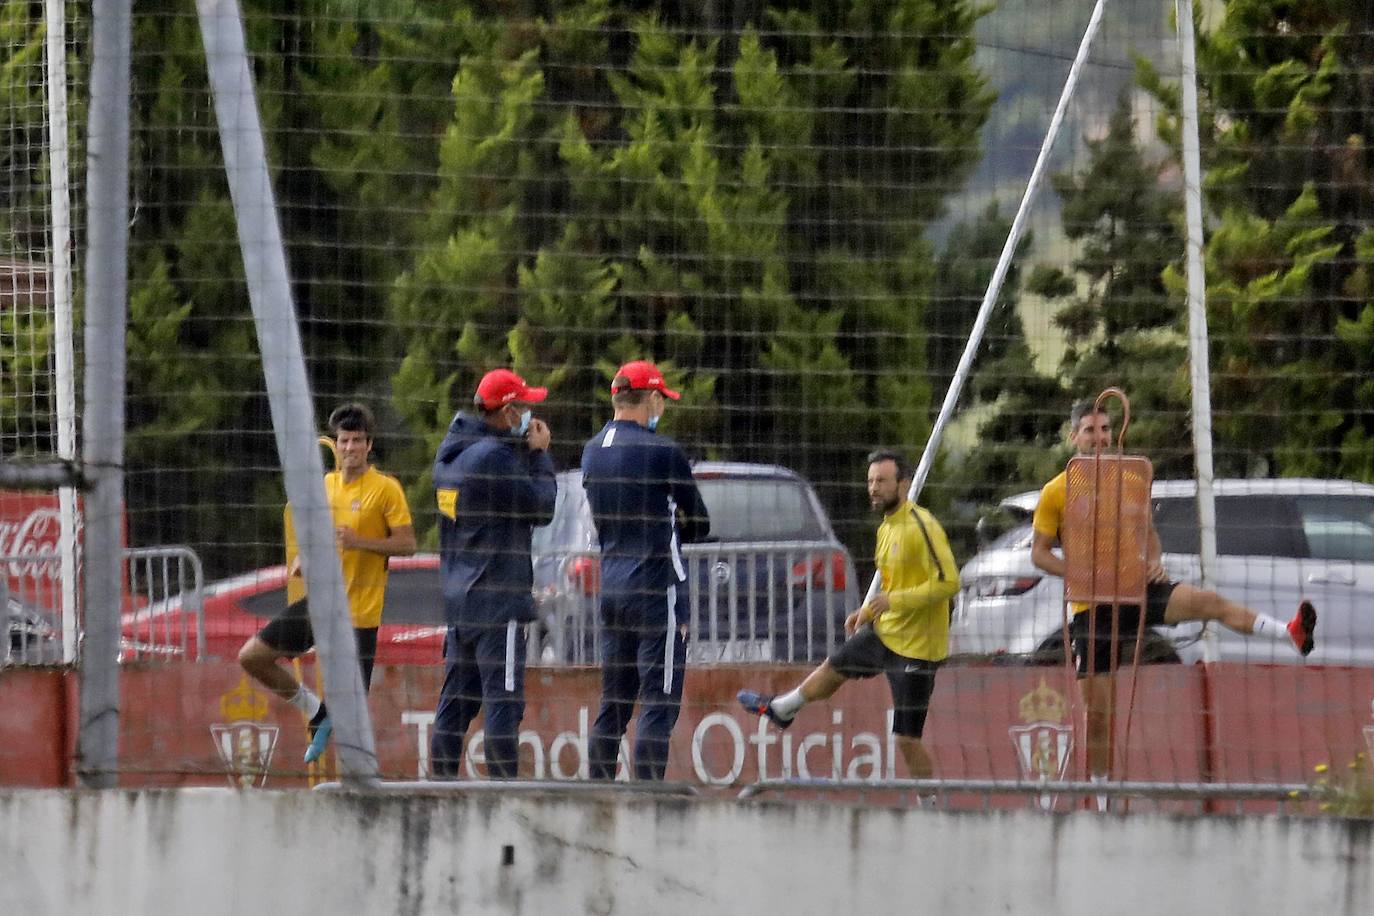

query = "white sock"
[1251,614,1293,646]
[288,685,321,720]
[1090,773,1109,812]
[770,687,805,720]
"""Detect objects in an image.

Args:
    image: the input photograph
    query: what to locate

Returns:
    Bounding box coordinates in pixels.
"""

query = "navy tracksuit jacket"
[580,419,709,779]
[430,412,556,779]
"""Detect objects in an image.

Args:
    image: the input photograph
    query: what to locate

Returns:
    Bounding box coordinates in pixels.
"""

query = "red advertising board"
[4,660,1369,807]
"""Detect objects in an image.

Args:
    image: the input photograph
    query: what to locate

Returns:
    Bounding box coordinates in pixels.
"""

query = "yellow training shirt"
[872,500,960,661]
[284,466,413,628]
[1031,469,1089,615]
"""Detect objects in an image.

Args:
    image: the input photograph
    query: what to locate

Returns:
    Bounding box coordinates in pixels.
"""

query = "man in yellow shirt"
[1030,400,1317,794]
[738,450,960,780]
[238,403,416,764]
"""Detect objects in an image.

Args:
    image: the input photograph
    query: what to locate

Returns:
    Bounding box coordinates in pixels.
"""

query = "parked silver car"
[949,478,1374,667]
[532,462,861,665]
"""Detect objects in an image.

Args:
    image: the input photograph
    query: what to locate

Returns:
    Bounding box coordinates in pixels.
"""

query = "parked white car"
[948,478,1374,667]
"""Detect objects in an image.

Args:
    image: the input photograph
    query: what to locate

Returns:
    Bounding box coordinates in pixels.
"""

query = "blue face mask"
[513,408,532,437]
[647,414,660,432]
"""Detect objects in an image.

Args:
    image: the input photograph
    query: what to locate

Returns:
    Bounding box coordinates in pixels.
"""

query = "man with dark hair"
[239,402,417,764]
[581,360,710,780]
[1030,399,1317,805]
[429,369,557,779]
[739,450,959,784]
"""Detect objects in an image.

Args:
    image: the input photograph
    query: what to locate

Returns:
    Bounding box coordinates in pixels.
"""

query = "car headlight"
[968,575,1042,598]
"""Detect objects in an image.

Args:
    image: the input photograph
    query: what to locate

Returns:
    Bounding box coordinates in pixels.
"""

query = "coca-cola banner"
[0,490,75,613]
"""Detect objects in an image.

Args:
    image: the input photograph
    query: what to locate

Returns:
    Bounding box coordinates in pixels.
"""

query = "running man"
[581,360,710,780]
[429,369,557,779]
[739,450,960,782]
[1030,399,1317,793]
[238,403,417,764]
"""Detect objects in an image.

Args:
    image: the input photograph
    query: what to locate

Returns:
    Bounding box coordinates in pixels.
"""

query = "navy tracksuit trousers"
[430,623,527,779]
[588,585,688,780]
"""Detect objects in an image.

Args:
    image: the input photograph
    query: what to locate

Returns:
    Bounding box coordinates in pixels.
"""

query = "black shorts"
[256,598,378,690]
[1070,580,1177,678]
[827,625,941,739]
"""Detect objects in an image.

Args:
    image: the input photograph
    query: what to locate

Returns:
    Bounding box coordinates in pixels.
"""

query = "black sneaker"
[737,689,794,730]
[1287,600,1317,657]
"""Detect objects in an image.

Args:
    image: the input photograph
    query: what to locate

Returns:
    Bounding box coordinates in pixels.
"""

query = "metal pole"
[44,0,80,663]
[1177,0,1220,662]
[76,0,131,788]
[866,0,1112,602]
[195,0,377,782]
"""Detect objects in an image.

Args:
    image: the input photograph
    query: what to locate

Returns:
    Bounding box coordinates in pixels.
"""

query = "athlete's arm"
[883,511,961,613]
[1145,520,1167,582]
[337,523,417,556]
[845,601,882,636]
[1030,530,1066,577]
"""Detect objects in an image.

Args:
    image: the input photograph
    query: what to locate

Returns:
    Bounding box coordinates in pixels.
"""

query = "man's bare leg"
[1078,672,1114,811]
[239,636,305,700]
[738,661,846,727]
[1078,672,1114,778]
[897,735,934,780]
[1163,584,1316,654]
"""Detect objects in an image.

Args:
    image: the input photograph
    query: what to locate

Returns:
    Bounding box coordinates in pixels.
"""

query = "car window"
[986,523,1033,551]
[1154,495,1306,558]
[1296,495,1374,562]
[238,586,287,620]
[235,567,444,625]
[697,478,825,542]
[1153,497,1200,555]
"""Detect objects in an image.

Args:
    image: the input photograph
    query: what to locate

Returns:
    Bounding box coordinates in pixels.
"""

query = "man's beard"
[873,493,902,514]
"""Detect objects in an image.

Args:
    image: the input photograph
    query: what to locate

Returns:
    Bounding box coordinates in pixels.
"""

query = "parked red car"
[119,553,447,665]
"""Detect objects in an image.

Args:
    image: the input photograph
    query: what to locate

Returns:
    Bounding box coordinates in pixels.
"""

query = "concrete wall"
[1,788,1370,915]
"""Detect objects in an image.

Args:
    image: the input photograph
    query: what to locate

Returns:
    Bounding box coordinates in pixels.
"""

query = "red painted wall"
[3,661,1370,804]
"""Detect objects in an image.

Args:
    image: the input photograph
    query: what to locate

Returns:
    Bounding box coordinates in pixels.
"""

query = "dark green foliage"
[1143,0,1374,480]
[386,1,996,547]
[1025,91,1191,476]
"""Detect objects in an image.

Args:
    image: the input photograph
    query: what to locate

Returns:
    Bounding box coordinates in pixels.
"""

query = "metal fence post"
[194,0,378,783]
[75,0,132,789]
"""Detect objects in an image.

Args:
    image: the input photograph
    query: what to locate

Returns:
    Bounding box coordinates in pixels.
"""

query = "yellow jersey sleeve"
[380,473,413,529]
[1032,471,1067,540]
[885,507,961,615]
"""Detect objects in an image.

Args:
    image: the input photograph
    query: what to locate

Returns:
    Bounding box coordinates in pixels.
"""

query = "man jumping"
[1030,399,1317,802]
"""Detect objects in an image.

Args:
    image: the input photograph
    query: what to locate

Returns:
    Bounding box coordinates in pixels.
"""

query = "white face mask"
[511,407,532,437]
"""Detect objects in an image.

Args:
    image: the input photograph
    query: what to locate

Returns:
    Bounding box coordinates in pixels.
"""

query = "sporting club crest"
[211,675,279,788]
[1010,678,1073,810]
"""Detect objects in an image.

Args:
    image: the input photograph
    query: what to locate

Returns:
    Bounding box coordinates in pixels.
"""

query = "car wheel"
[1030,632,1071,667]
[1133,631,1182,666]
[1031,630,1181,668]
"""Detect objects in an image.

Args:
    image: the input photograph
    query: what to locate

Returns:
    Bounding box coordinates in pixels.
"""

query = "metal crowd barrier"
[312,779,700,797]
[2,550,63,664]
[121,546,206,662]
[535,541,851,666]
[4,545,207,665]
[737,777,1315,814]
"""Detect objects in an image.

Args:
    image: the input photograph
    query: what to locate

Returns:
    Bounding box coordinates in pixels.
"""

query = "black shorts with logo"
[256,598,378,690]
[1070,580,1178,679]
[827,625,942,739]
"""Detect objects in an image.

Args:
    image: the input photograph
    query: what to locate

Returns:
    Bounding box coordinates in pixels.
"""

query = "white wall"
[1,788,1371,915]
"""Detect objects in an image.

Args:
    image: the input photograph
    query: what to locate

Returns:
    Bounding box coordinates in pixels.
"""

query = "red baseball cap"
[474,368,548,410]
[611,360,680,400]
